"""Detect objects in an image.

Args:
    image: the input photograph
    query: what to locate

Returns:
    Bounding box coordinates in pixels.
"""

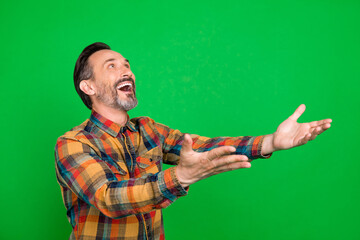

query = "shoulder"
[130,116,155,125]
[55,119,96,146]
[129,116,160,131]
[54,119,104,161]
[130,116,175,139]
[130,116,167,134]
[130,116,170,129]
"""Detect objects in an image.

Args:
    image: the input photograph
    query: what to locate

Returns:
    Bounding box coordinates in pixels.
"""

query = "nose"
[121,68,134,80]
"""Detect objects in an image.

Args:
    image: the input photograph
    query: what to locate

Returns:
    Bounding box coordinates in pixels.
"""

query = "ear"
[79,80,96,96]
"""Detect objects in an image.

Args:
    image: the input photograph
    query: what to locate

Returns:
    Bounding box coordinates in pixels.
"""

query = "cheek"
[95,81,113,95]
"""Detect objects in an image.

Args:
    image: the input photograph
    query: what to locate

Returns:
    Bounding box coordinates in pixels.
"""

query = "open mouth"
[116,82,133,93]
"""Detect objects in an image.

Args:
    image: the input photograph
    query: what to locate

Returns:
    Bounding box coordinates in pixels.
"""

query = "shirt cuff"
[250,136,272,159]
[157,167,188,202]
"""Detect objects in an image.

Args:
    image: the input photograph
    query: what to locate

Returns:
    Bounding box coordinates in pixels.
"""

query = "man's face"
[87,49,137,111]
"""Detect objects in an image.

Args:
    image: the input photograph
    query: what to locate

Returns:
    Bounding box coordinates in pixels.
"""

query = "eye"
[108,64,115,69]
[125,64,130,69]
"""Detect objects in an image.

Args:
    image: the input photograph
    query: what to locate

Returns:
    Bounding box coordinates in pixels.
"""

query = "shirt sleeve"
[151,120,272,165]
[55,137,188,219]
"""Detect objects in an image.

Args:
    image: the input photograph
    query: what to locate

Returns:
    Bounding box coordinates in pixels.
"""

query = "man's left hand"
[262,104,332,155]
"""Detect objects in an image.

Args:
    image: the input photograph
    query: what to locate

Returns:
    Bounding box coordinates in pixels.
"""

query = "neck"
[92,102,128,126]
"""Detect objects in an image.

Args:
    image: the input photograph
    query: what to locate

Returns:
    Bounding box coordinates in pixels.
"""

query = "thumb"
[181,133,194,153]
[289,104,306,121]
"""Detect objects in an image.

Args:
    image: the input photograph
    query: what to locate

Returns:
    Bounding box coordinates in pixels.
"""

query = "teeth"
[117,82,132,90]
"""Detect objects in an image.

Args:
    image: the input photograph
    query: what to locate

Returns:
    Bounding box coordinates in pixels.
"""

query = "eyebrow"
[103,58,130,66]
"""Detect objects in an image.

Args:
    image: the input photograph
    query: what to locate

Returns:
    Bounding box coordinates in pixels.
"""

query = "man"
[55,42,332,240]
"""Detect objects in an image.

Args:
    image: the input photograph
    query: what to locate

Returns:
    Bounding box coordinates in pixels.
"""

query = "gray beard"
[115,94,138,111]
[96,87,138,111]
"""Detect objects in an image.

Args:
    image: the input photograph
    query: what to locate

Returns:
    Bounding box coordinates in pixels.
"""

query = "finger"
[206,146,237,161]
[297,133,312,146]
[212,154,249,168]
[309,119,332,128]
[309,123,331,137]
[180,134,194,153]
[289,104,306,121]
[215,161,252,173]
[305,133,312,142]
[323,123,331,130]
[309,127,321,141]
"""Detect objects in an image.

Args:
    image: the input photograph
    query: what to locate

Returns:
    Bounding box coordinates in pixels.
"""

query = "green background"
[1,0,359,239]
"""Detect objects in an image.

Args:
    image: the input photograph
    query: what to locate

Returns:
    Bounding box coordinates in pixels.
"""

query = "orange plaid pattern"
[55,111,270,239]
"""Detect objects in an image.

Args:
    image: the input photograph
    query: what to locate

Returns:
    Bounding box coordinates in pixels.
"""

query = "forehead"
[88,49,126,67]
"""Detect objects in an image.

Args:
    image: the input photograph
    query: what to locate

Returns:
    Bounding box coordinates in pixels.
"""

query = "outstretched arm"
[261,104,332,155]
[175,104,332,187]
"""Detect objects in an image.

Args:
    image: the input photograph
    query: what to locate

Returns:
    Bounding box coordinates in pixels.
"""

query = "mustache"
[113,78,135,90]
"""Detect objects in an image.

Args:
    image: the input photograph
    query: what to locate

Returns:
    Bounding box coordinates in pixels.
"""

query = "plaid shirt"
[55,111,270,240]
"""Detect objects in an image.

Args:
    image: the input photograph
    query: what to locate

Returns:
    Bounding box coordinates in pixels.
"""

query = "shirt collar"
[90,110,136,137]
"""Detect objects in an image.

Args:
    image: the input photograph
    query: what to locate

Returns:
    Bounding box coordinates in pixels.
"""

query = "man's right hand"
[175,134,251,187]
